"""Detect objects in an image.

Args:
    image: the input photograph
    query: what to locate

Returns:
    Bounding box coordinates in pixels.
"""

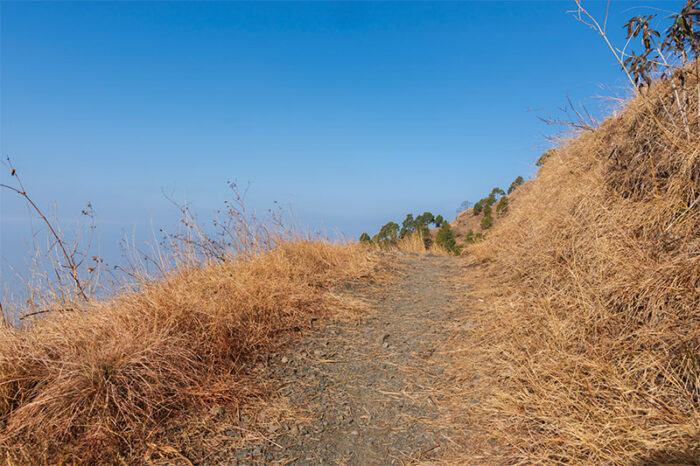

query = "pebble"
[281,356,289,364]
[350,430,359,436]
[209,405,223,417]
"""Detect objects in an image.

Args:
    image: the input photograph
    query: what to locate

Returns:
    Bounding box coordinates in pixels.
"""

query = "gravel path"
[233,253,469,465]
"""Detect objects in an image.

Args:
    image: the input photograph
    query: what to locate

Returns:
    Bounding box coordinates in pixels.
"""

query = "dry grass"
[456,73,700,464]
[372,233,454,256]
[0,239,373,463]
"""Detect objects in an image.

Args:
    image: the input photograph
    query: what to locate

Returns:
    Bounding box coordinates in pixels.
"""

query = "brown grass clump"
[460,73,700,463]
[0,240,372,462]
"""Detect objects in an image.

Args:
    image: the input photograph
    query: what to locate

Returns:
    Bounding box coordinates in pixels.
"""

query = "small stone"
[350,430,359,436]
[236,449,248,460]
[382,341,390,348]
[289,425,299,435]
[314,349,323,357]
[225,430,237,437]
[281,356,289,364]
[252,447,262,456]
[209,405,223,417]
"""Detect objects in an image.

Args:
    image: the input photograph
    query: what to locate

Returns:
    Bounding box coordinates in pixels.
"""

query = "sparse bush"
[480,213,493,230]
[465,229,475,243]
[359,232,371,244]
[482,204,492,218]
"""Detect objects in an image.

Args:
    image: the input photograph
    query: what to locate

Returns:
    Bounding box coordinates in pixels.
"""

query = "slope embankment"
[0,241,374,463]
[455,75,700,463]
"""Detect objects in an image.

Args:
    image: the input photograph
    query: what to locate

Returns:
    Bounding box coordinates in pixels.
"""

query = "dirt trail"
[242,253,470,465]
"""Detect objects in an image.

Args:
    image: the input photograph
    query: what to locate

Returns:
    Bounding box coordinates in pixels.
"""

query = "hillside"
[454,70,700,463]
[449,182,528,240]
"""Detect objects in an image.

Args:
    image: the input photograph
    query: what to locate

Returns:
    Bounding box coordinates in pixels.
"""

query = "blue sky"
[0,1,680,288]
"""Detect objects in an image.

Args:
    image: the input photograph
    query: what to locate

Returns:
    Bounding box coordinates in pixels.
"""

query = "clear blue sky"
[0,1,679,289]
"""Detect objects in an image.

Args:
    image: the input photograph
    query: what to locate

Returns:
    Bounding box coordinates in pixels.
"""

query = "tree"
[436,221,457,253]
[457,200,473,214]
[480,214,494,230]
[373,221,399,246]
[496,196,509,214]
[619,2,700,137]
[483,204,492,218]
[491,187,505,198]
[359,232,372,244]
[412,212,435,247]
[508,176,524,194]
[473,199,485,215]
[399,214,415,238]
[434,215,444,227]
[415,212,435,226]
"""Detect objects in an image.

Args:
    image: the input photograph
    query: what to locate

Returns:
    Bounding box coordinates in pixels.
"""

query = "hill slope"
[460,74,700,463]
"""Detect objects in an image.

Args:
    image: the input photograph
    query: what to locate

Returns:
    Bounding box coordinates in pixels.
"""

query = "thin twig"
[1,158,89,301]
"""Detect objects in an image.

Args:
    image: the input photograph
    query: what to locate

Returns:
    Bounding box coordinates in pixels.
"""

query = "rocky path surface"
[244,253,470,465]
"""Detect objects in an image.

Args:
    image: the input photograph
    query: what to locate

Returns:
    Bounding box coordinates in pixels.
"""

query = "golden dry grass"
[371,233,454,256]
[457,74,700,463]
[0,240,373,463]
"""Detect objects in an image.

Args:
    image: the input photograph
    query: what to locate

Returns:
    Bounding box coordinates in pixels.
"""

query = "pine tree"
[436,221,457,253]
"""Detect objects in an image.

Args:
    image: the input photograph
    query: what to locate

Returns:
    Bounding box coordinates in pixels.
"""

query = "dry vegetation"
[458,72,700,463]
[389,233,453,256]
[0,204,374,463]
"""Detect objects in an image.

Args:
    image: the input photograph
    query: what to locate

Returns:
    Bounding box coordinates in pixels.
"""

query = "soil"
[223,252,472,465]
